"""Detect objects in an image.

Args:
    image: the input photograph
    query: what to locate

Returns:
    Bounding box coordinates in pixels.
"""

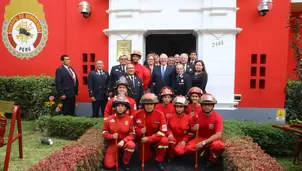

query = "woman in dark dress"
[191,60,208,93]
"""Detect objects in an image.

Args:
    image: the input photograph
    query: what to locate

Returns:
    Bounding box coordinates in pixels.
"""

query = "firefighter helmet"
[172,95,188,106]
[187,87,203,96]
[130,50,142,57]
[200,93,217,104]
[160,86,174,97]
[112,94,130,108]
[140,93,159,104]
[114,76,129,89]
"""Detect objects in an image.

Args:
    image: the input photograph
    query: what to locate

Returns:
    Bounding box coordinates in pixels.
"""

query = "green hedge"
[0,76,56,120]
[37,115,104,140]
[285,80,302,122]
[223,120,296,156]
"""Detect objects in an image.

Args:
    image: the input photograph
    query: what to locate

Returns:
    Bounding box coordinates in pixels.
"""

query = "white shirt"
[63,65,76,79]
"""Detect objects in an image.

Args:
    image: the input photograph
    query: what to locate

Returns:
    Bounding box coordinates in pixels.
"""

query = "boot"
[206,161,215,168]
[122,163,132,171]
[156,161,165,171]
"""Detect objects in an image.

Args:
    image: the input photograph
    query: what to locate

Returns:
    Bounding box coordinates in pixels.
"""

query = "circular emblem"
[2,12,48,60]
[125,120,128,126]
[209,124,214,130]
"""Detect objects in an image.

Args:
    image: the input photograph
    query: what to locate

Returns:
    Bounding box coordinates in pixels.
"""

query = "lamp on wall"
[257,0,273,17]
[78,1,92,18]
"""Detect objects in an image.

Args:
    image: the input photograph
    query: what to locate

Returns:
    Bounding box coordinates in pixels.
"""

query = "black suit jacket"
[55,65,78,98]
[125,74,144,104]
[150,65,173,95]
[109,65,126,92]
[88,70,109,101]
[172,73,192,96]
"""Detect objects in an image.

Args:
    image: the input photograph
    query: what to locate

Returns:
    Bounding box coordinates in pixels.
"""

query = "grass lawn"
[276,157,302,171]
[0,120,71,171]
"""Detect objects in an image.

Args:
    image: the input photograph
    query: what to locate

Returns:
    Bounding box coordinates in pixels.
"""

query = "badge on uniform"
[209,124,214,130]
[154,121,160,124]
[110,119,115,123]
[162,124,167,131]
[115,69,119,71]
[136,119,142,123]
[181,79,184,82]
[125,120,128,126]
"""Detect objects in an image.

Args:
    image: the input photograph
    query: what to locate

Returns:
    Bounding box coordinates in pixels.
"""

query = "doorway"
[145,33,196,56]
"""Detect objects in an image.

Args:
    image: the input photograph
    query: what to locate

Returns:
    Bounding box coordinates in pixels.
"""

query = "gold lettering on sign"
[117,40,132,60]
[212,40,224,47]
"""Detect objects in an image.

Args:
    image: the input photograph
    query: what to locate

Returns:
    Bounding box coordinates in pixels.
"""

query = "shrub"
[285,80,302,122]
[27,128,104,171]
[223,120,245,138]
[38,115,104,140]
[0,76,56,120]
[236,121,296,156]
[223,136,284,171]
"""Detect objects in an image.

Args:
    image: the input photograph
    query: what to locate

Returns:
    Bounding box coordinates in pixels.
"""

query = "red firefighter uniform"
[186,111,225,163]
[134,109,169,162]
[166,113,193,158]
[132,62,151,91]
[155,103,175,118]
[102,114,136,168]
[187,104,202,126]
[104,96,137,119]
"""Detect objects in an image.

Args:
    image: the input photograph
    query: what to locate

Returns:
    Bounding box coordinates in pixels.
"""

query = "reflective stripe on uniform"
[188,133,194,135]
[125,148,135,152]
[168,141,176,144]
[104,117,107,120]
[102,131,107,134]
[157,131,165,136]
[158,145,168,149]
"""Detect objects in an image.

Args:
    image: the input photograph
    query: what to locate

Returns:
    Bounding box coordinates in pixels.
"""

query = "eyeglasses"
[120,58,127,60]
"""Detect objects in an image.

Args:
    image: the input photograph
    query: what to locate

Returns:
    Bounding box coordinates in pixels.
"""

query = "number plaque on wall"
[117,40,132,61]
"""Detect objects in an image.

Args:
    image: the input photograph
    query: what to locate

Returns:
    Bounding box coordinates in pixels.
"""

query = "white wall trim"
[103,29,148,36]
[116,14,133,18]
[210,12,228,16]
[179,7,239,12]
[195,28,242,34]
[107,9,162,14]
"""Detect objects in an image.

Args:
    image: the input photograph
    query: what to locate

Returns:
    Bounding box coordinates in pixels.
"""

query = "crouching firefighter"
[185,93,225,168]
[166,95,193,160]
[103,94,136,170]
[134,93,168,171]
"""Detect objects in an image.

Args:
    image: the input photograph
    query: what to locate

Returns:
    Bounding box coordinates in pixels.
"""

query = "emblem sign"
[2,0,48,60]
[209,124,214,130]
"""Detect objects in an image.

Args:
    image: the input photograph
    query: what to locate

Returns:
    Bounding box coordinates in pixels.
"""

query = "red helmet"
[172,95,188,106]
[140,93,159,104]
[130,50,142,57]
[160,86,174,97]
[112,94,130,108]
[187,87,203,96]
[200,93,217,104]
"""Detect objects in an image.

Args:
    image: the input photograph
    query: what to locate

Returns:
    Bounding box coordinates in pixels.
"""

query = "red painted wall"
[287,12,302,80]
[0,0,109,102]
[235,0,291,108]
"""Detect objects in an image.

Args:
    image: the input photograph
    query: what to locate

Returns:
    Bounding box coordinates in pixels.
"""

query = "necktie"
[67,67,76,85]
[132,76,135,88]
[161,66,165,80]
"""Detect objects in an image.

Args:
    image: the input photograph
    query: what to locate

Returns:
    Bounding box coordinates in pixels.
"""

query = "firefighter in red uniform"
[155,86,175,118]
[166,95,193,160]
[185,93,225,168]
[186,87,203,130]
[130,50,151,91]
[134,93,168,171]
[104,76,137,120]
[102,94,136,170]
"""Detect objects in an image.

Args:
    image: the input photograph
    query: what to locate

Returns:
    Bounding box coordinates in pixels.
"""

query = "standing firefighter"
[102,94,136,170]
[166,95,193,160]
[104,76,137,120]
[155,86,175,118]
[134,93,168,171]
[185,93,225,168]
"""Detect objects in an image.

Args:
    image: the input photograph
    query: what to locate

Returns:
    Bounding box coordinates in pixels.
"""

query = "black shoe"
[122,163,132,171]
[206,161,215,168]
[156,162,165,171]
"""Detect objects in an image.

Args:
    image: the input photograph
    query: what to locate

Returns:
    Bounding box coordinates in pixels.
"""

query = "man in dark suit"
[108,55,128,97]
[150,53,174,96]
[180,53,194,75]
[172,63,192,96]
[125,63,144,105]
[87,60,109,117]
[55,55,78,116]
